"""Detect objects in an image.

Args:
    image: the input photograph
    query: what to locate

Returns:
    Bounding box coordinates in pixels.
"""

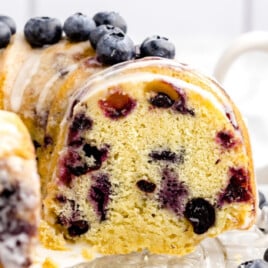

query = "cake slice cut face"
[42,58,256,255]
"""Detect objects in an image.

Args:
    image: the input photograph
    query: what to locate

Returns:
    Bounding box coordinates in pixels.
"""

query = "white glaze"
[36,63,78,114]
[66,58,238,131]
[10,52,41,112]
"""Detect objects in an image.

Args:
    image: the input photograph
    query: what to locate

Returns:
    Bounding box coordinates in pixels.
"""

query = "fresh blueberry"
[63,12,96,42]
[0,15,16,34]
[89,24,123,49]
[0,21,11,48]
[259,191,268,209]
[140,35,175,59]
[184,197,215,234]
[93,11,127,33]
[237,259,268,268]
[264,248,268,262]
[96,31,135,65]
[24,16,62,47]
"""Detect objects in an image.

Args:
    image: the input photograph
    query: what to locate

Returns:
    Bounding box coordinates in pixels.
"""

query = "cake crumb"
[42,257,58,268]
[81,248,94,260]
[39,220,67,250]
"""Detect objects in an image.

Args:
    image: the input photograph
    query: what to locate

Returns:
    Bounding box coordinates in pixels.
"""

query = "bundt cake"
[0,12,257,265]
[0,110,40,268]
[41,57,256,255]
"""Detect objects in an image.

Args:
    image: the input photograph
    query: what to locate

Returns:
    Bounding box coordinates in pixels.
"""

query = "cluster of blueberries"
[237,191,268,268]
[0,11,175,65]
[0,15,16,48]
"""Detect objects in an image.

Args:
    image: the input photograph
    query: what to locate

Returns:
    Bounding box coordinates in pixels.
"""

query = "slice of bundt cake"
[0,34,104,151]
[41,57,256,256]
[0,110,40,268]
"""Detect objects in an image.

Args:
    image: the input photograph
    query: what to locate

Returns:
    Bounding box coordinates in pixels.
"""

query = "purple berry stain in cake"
[184,197,215,234]
[56,199,90,237]
[158,167,189,216]
[58,144,109,186]
[216,130,238,149]
[219,167,252,205]
[173,88,195,116]
[82,143,109,171]
[68,113,93,146]
[89,173,111,221]
[99,90,136,119]
[149,150,177,162]
[136,179,156,193]
[149,148,185,164]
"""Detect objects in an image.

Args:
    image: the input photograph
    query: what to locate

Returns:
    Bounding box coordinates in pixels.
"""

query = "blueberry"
[67,220,90,237]
[136,180,156,193]
[96,31,135,65]
[149,92,175,108]
[0,15,16,34]
[89,24,123,49]
[93,11,127,33]
[259,191,268,209]
[63,12,96,42]
[238,259,268,268]
[140,35,175,59]
[184,198,215,234]
[24,16,62,47]
[82,143,109,171]
[0,21,11,48]
[264,248,268,262]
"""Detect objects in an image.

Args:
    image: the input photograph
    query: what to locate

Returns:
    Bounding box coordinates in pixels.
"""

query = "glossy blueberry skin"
[93,11,127,33]
[184,197,215,234]
[264,248,268,262]
[0,15,16,34]
[63,13,96,42]
[0,21,11,48]
[24,16,62,47]
[238,259,268,268]
[96,31,135,65]
[89,24,123,49]
[259,191,268,209]
[140,35,175,59]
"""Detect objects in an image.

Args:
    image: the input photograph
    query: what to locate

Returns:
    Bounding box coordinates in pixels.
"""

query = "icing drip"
[36,63,78,114]
[10,52,41,112]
